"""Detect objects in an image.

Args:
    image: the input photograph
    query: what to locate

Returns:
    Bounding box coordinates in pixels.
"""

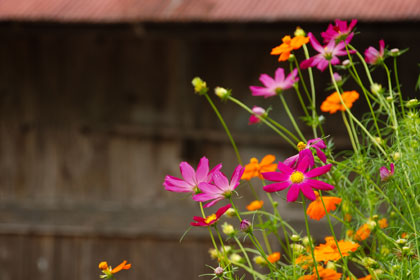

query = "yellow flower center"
[290,171,304,183]
[297,141,307,151]
[205,214,217,224]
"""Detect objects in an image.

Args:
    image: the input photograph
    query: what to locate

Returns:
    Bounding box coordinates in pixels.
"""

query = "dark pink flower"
[249,106,266,125]
[262,156,334,202]
[364,39,385,65]
[164,157,222,194]
[321,19,357,44]
[380,163,394,182]
[250,68,298,98]
[300,33,348,72]
[193,165,244,208]
[284,138,327,168]
[191,204,231,227]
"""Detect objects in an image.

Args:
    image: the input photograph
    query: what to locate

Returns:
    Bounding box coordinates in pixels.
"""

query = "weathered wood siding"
[0,22,419,279]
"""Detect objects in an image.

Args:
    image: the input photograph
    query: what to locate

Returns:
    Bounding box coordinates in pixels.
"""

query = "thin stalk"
[230,260,267,280]
[293,55,312,103]
[341,111,358,154]
[279,94,306,141]
[348,44,374,86]
[204,93,242,165]
[394,56,405,116]
[234,236,257,280]
[303,43,319,138]
[228,96,297,147]
[301,195,320,280]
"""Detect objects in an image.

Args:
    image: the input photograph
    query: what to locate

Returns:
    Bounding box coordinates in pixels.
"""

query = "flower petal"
[305,164,332,178]
[196,157,210,183]
[300,184,317,200]
[274,67,285,82]
[263,182,290,192]
[259,74,275,87]
[230,165,245,188]
[212,171,230,190]
[262,171,290,182]
[286,185,300,202]
[306,179,335,190]
[180,162,196,185]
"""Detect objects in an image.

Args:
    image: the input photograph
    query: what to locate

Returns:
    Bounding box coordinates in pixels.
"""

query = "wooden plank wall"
[0,22,419,279]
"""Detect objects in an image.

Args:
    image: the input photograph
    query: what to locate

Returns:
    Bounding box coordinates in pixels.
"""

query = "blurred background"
[0,0,419,279]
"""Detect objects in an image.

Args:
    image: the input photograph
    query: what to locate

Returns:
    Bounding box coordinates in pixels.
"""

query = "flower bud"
[221,246,232,255]
[367,220,377,230]
[342,59,351,67]
[326,261,337,270]
[221,222,235,236]
[380,245,390,255]
[392,152,401,161]
[290,234,301,242]
[402,246,413,255]
[229,253,242,263]
[288,54,296,62]
[362,257,377,268]
[224,208,236,218]
[396,238,407,245]
[386,96,393,102]
[374,269,384,276]
[333,72,342,82]
[240,219,252,233]
[294,27,306,37]
[406,98,419,108]
[390,48,400,56]
[208,248,218,259]
[374,137,383,146]
[370,83,383,95]
[302,236,313,247]
[290,244,305,254]
[253,256,267,266]
[214,87,231,100]
[98,262,108,270]
[214,266,224,276]
[192,77,208,95]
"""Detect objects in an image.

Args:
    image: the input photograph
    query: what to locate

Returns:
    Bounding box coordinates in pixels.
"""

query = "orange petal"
[111,260,131,274]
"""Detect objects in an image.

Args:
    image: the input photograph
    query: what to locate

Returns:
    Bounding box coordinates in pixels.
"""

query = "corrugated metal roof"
[0,0,419,23]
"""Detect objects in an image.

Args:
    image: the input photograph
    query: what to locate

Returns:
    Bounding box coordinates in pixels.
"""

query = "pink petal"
[212,171,230,190]
[250,86,274,97]
[390,163,395,174]
[277,161,294,174]
[196,157,210,183]
[180,162,196,185]
[259,74,275,87]
[308,138,326,149]
[198,182,223,194]
[249,115,260,124]
[315,148,327,163]
[193,192,220,202]
[208,163,223,180]
[317,60,329,71]
[308,32,324,53]
[379,167,390,181]
[305,164,332,178]
[300,57,315,69]
[215,203,232,218]
[263,182,290,192]
[262,172,289,182]
[296,155,310,172]
[300,184,317,200]
[284,154,299,167]
[305,179,335,190]
[348,19,358,30]
[299,149,314,169]
[204,198,223,208]
[286,185,300,202]
[379,39,385,55]
[274,67,285,82]
[164,175,193,192]
[230,165,244,188]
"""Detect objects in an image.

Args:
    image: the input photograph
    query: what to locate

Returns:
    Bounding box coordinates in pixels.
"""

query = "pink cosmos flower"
[380,163,394,182]
[262,156,334,202]
[364,39,385,65]
[284,138,327,168]
[250,68,298,98]
[249,106,266,125]
[321,19,357,44]
[163,157,222,194]
[193,165,244,208]
[191,204,231,227]
[300,33,348,72]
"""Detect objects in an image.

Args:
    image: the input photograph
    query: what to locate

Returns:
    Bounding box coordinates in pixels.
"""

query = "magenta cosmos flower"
[249,106,266,125]
[262,156,334,202]
[191,204,231,227]
[193,165,244,208]
[250,68,298,98]
[364,39,385,65]
[284,138,327,168]
[380,163,394,182]
[321,19,357,44]
[163,156,222,194]
[301,33,348,72]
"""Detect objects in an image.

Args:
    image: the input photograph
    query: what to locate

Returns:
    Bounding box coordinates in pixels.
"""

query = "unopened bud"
[326,262,336,270]
[290,244,305,254]
[214,87,230,100]
[192,77,208,95]
[290,234,301,242]
[386,96,393,102]
[214,266,224,276]
[390,48,400,56]
[302,236,313,247]
[392,152,401,161]
[224,208,236,218]
[396,238,407,245]
[342,59,351,67]
[253,256,267,266]
[288,54,296,62]
[294,27,306,37]
[333,72,342,82]
[402,246,413,255]
[240,219,252,233]
[229,253,242,263]
[367,220,377,229]
[221,246,232,254]
[362,257,377,268]
[374,269,384,276]
[98,262,108,270]
[374,137,383,146]
[406,98,419,108]
[370,83,383,95]
[209,248,218,259]
[221,222,235,236]
[380,245,390,255]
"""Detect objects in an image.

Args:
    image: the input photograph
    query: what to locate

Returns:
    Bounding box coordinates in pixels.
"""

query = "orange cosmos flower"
[306,191,342,220]
[99,260,131,276]
[299,266,342,280]
[314,237,360,263]
[354,224,371,241]
[246,200,264,211]
[267,252,281,263]
[271,35,309,61]
[401,232,408,238]
[241,155,277,180]
[320,91,360,114]
[378,218,388,229]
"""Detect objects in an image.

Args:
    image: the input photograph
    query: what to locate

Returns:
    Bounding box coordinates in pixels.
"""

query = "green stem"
[394,56,405,116]
[204,93,242,165]
[279,94,306,141]
[301,194,320,280]
[303,43,319,138]
[234,236,257,280]
[348,44,374,86]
